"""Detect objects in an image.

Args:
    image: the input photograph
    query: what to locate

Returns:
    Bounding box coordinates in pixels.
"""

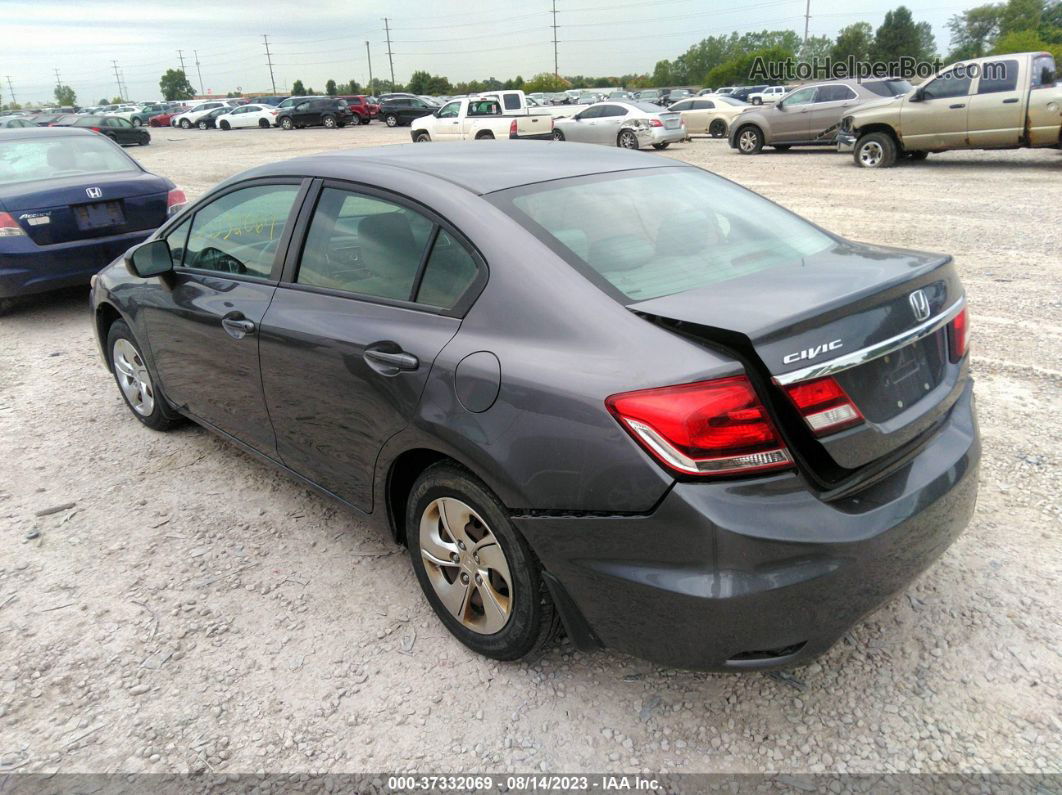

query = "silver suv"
[728,78,912,154]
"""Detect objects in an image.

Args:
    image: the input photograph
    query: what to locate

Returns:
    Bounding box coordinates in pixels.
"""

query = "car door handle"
[949,103,966,109]
[364,348,419,375]
[221,315,255,339]
[1002,98,1019,104]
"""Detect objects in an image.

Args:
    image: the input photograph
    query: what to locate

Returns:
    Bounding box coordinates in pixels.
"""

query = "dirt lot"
[1,125,1059,777]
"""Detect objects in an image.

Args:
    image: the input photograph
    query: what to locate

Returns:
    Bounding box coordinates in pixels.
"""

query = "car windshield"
[0,136,138,186]
[864,79,913,97]
[494,168,833,302]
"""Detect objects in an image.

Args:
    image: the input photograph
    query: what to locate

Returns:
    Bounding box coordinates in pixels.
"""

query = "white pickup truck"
[410,97,554,142]
[476,89,590,119]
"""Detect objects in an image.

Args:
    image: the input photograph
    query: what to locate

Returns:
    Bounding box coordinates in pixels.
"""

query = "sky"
[2,0,974,104]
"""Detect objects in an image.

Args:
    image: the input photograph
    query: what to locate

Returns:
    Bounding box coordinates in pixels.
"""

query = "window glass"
[863,79,913,97]
[922,70,972,99]
[297,188,433,300]
[438,101,460,118]
[977,60,1019,93]
[693,100,714,109]
[416,230,479,309]
[781,87,816,106]
[815,85,857,102]
[182,184,300,277]
[1031,55,1056,87]
[599,105,628,117]
[468,100,501,116]
[502,93,521,110]
[502,169,833,303]
[578,105,604,119]
[670,100,691,111]
[166,217,192,266]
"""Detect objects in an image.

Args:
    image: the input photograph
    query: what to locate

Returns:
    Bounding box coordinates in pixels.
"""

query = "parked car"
[171,101,231,129]
[0,117,36,128]
[148,111,179,127]
[0,127,184,313]
[728,85,770,102]
[379,97,440,127]
[729,78,913,154]
[338,95,378,124]
[56,115,151,146]
[31,113,70,127]
[129,103,169,126]
[748,86,787,105]
[250,95,289,107]
[91,142,978,669]
[194,106,234,130]
[217,104,277,130]
[697,87,716,96]
[634,89,662,104]
[839,51,1060,167]
[714,86,737,95]
[661,88,693,106]
[552,101,685,149]
[377,92,420,104]
[275,98,353,130]
[275,96,323,111]
[669,95,749,138]
[411,97,553,141]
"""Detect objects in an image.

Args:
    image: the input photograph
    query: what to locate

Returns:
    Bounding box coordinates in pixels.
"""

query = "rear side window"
[182,184,300,277]
[599,105,628,117]
[416,230,479,309]
[1031,54,1056,87]
[815,85,857,102]
[977,60,1019,94]
[502,93,521,110]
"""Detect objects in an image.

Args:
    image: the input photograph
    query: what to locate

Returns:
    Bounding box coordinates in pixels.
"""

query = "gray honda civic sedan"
[91,142,979,671]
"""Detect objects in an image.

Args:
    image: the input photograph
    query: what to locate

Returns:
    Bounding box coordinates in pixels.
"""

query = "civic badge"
[909,289,930,322]
[86,187,103,199]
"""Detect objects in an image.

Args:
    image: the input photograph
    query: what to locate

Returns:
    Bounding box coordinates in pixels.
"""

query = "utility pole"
[111,60,123,100]
[177,49,187,73]
[262,35,277,94]
[5,76,16,108]
[551,0,559,77]
[803,0,811,42]
[53,68,62,92]
[382,18,395,86]
[193,49,204,95]
[365,41,374,94]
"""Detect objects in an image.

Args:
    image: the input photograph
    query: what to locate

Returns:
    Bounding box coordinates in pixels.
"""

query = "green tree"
[947,5,1002,59]
[1000,0,1043,34]
[871,6,936,64]
[993,27,1062,58]
[831,22,874,70]
[798,35,833,64]
[523,72,570,93]
[651,60,673,86]
[325,79,337,96]
[110,96,124,104]
[159,69,196,101]
[707,45,796,87]
[53,84,76,106]
[347,80,362,94]
[98,97,109,106]
[292,79,306,96]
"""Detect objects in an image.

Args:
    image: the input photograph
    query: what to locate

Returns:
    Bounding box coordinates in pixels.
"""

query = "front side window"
[922,69,972,99]
[671,100,692,111]
[438,102,460,118]
[181,184,300,277]
[496,169,833,303]
[977,60,1019,94]
[781,87,816,107]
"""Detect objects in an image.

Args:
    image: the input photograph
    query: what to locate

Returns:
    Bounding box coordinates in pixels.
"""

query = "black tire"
[736,125,764,154]
[179,118,191,129]
[475,131,494,140]
[854,131,898,168]
[406,462,560,661]
[552,129,565,141]
[197,120,208,130]
[359,115,370,125]
[773,144,791,151]
[106,320,182,432]
[258,119,270,128]
[414,131,431,142]
[322,114,336,128]
[617,129,639,149]
[132,117,143,127]
[652,142,669,150]
[708,119,727,138]
[219,120,230,130]
[280,116,293,130]
[139,137,149,146]
[752,97,762,105]
[385,114,398,127]
[907,150,929,161]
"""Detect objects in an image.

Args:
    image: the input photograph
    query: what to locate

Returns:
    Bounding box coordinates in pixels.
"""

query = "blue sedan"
[0,127,185,312]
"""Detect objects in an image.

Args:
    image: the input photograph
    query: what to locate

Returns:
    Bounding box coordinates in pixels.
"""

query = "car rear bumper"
[639,125,686,146]
[837,131,857,152]
[0,230,150,298]
[515,381,979,671]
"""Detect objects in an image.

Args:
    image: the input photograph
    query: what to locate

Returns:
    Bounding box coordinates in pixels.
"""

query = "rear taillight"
[509,119,518,136]
[649,118,663,127]
[90,127,102,133]
[606,376,793,476]
[0,212,26,237]
[167,187,188,216]
[784,376,863,435]
[948,306,968,362]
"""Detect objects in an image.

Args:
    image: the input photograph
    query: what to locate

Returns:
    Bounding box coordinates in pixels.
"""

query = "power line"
[6,76,16,107]
[262,35,277,94]
[382,17,395,85]
[551,0,559,76]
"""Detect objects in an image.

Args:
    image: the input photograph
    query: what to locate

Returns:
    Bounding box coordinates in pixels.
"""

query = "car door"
[138,179,308,455]
[966,58,1024,147]
[223,106,244,128]
[593,104,628,144]
[292,101,315,126]
[105,116,135,144]
[433,101,462,140]
[567,105,603,143]
[805,84,859,141]
[901,67,973,149]
[771,86,817,141]
[258,182,484,511]
[688,99,713,132]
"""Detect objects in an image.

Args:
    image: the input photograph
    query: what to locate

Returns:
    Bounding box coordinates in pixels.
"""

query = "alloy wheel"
[419,497,513,635]
[112,338,155,417]
[385,115,398,127]
[180,119,190,129]
[618,130,638,149]
[739,129,759,152]
[859,141,884,167]
[323,115,336,128]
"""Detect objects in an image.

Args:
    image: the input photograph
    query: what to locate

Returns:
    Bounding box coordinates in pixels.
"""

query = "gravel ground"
[0,125,1059,777]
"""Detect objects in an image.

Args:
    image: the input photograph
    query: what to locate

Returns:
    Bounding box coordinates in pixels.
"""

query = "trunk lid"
[628,241,967,473]
[0,172,169,245]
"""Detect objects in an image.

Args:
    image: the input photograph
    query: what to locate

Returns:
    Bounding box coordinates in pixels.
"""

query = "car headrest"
[588,234,654,272]
[358,212,419,275]
[654,210,720,257]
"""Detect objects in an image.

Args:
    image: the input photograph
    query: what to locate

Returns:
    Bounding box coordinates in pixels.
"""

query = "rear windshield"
[494,168,833,302]
[863,79,913,96]
[0,136,138,186]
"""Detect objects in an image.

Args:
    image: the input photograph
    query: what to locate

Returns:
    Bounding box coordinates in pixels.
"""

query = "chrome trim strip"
[773,297,965,386]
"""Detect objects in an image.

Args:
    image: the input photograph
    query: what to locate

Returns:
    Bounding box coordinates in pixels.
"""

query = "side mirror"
[776,102,786,111]
[126,239,173,278]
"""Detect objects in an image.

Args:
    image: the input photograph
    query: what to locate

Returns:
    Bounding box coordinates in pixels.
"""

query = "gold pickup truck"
[837,51,1061,167]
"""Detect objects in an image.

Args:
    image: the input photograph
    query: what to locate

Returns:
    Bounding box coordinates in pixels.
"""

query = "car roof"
[241,141,685,195]
[0,127,96,141]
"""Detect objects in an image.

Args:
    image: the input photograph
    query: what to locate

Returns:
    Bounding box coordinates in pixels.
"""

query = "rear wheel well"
[474,130,495,139]
[386,449,452,544]
[95,302,122,360]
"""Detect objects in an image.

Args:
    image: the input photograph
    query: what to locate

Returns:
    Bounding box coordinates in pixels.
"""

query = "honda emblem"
[86,187,102,199]
[909,289,931,322]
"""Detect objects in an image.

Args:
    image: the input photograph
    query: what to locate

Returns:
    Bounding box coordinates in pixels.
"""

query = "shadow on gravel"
[1,285,91,322]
